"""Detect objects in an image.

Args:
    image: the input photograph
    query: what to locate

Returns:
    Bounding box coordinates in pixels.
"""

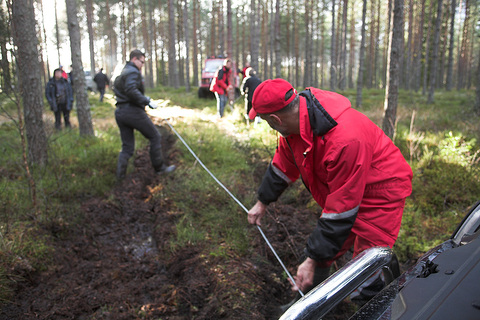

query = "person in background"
[94,68,110,102]
[240,67,261,124]
[209,58,233,118]
[246,79,412,310]
[113,49,175,180]
[45,68,74,130]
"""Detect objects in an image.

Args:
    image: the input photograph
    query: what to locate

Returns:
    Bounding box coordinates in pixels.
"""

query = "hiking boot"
[156,164,176,174]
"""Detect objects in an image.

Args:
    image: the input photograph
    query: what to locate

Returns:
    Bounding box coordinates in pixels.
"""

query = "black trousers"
[115,106,164,178]
[54,103,71,130]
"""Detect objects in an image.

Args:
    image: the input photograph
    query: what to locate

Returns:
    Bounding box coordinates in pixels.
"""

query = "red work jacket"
[210,66,231,95]
[261,88,412,262]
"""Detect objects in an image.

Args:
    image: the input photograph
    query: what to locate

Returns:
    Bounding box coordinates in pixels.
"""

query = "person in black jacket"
[240,67,261,124]
[93,68,109,102]
[113,49,175,180]
[45,68,74,130]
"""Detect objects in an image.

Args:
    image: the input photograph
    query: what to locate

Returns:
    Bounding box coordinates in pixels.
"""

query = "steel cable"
[163,119,304,297]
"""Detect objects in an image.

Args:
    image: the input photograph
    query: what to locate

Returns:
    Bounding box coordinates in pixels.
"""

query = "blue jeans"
[115,105,164,179]
[214,92,228,118]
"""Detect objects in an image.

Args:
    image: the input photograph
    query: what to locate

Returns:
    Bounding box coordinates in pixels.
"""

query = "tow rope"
[163,119,304,297]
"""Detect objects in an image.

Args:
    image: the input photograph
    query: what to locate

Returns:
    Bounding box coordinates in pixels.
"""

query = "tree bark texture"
[427,0,443,104]
[382,0,404,140]
[356,0,367,108]
[330,0,336,90]
[11,0,48,165]
[65,0,94,136]
[168,0,179,88]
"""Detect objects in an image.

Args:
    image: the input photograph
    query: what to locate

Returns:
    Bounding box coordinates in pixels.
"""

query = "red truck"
[198,56,240,98]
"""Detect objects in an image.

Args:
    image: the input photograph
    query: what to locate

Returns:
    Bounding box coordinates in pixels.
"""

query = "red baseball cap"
[249,79,297,120]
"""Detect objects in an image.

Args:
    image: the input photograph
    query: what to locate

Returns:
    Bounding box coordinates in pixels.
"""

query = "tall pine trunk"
[250,0,259,71]
[330,0,336,90]
[11,0,48,165]
[168,0,179,88]
[65,0,94,136]
[383,0,404,140]
[85,0,95,76]
[427,0,443,104]
[356,0,367,108]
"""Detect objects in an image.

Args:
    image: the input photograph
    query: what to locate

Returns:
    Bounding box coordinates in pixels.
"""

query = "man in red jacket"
[247,79,412,305]
[210,58,233,118]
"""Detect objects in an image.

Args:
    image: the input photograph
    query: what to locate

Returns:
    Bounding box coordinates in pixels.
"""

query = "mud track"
[0,125,355,319]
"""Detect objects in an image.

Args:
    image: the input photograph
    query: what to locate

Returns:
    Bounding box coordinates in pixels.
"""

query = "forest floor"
[0,105,358,320]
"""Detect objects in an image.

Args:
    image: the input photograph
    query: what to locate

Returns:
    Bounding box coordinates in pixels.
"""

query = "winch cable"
[163,119,304,297]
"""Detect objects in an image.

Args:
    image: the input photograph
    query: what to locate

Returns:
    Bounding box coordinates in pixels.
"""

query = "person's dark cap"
[249,79,297,120]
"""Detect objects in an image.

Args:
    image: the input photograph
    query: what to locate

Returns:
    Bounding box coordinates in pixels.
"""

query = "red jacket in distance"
[210,66,231,95]
[257,88,412,262]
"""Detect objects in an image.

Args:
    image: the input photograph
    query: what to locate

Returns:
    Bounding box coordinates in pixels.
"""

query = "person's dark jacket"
[241,75,262,103]
[45,77,74,112]
[93,72,109,90]
[113,62,150,108]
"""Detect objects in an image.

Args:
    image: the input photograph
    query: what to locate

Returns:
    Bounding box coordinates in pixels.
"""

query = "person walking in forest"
[240,67,261,124]
[113,49,175,180]
[45,68,74,130]
[246,79,412,309]
[93,68,110,102]
[210,58,233,118]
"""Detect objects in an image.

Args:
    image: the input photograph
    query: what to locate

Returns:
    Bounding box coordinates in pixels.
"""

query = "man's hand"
[247,200,267,226]
[290,257,316,293]
[148,101,158,109]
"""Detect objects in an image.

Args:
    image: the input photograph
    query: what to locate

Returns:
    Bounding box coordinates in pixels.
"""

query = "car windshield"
[204,60,224,73]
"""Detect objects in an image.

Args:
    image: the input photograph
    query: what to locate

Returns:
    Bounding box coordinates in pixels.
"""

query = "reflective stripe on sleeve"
[272,164,292,184]
[321,205,359,220]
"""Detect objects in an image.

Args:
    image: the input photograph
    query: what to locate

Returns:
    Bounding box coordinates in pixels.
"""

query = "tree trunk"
[226,0,233,101]
[261,3,268,79]
[54,0,61,66]
[405,0,413,89]
[11,0,48,165]
[65,0,94,136]
[412,0,425,91]
[129,0,137,49]
[192,0,199,87]
[356,0,367,108]
[348,0,355,89]
[250,0,259,71]
[330,0,336,90]
[121,1,127,63]
[85,0,95,76]
[304,0,312,87]
[140,2,151,87]
[367,0,375,88]
[475,44,480,115]
[457,0,470,90]
[184,0,191,92]
[168,0,179,88]
[427,0,443,104]
[294,4,300,87]
[338,0,348,90]
[274,0,281,78]
[445,0,456,90]
[422,3,432,95]
[0,6,11,93]
[382,0,404,140]
[218,0,224,55]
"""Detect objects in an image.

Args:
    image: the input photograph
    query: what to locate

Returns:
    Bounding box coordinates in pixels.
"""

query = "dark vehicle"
[280,200,480,320]
[198,56,239,98]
